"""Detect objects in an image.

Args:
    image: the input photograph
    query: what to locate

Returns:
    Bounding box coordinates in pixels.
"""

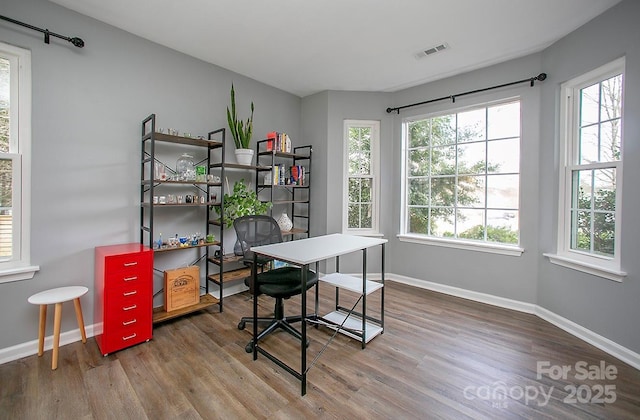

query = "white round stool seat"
[28,286,88,305]
[27,285,89,370]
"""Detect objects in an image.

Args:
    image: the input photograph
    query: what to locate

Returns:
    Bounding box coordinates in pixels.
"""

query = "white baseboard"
[388,273,640,371]
[0,324,97,366]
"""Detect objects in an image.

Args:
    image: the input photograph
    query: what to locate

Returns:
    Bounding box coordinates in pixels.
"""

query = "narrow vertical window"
[547,57,625,282]
[343,120,380,235]
[0,42,36,282]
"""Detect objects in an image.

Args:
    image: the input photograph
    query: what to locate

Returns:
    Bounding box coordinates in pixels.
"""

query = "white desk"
[250,233,387,395]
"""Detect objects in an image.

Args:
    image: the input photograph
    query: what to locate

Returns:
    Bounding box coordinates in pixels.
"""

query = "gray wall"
[538,0,640,353]
[301,90,394,274]
[0,0,301,350]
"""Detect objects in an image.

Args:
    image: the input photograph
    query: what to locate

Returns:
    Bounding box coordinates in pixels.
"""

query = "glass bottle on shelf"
[176,153,195,181]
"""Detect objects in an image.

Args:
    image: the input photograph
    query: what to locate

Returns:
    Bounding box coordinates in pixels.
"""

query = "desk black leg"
[252,252,258,361]
[301,264,308,396]
[362,248,367,350]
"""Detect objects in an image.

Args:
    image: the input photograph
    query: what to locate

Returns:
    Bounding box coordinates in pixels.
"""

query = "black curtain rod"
[386,72,547,114]
[0,15,85,48]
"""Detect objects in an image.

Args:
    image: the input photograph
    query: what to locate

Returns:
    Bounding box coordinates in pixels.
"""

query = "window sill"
[397,234,523,256]
[543,253,625,282]
[0,265,40,284]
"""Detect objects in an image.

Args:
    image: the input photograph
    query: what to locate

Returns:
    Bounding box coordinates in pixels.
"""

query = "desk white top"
[250,233,387,265]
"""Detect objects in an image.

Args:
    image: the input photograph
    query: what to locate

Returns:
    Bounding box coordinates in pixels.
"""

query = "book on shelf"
[266,131,292,153]
[270,164,306,186]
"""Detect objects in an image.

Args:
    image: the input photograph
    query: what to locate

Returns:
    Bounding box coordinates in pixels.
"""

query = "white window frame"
[398,99,524,257]
[342,120,381,236]
[545,57,626,282]
[0,42,38,283]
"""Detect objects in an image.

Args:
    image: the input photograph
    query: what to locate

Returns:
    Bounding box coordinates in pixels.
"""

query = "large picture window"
[343,120,380,235]
[547,58,625,281]
[401,99,521,250]
[0,42,36,282]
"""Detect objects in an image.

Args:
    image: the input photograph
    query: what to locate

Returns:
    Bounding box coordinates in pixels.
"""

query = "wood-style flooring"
[1,281,639,419]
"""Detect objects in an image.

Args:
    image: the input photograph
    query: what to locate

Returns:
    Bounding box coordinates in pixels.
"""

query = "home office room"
[1,0,639,418]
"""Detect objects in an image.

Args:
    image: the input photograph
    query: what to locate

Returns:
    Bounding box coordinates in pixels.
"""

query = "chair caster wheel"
[238,321,246,330]
[245,342,254,353]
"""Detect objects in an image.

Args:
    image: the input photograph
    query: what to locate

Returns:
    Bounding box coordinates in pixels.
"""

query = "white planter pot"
[235,148,254,165]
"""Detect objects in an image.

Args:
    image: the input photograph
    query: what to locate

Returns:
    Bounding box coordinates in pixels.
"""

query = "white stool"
[27,286,88,370]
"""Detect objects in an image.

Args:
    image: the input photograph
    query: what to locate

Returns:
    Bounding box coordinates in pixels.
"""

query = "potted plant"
[215,179,271,255]
[227,84,255,165]
[215,179,271,229]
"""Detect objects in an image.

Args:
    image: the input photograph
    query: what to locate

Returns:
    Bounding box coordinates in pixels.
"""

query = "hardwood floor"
[1,281,639,419]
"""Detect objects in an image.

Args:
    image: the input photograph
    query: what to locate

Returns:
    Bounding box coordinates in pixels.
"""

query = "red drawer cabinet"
[94,243,153,355]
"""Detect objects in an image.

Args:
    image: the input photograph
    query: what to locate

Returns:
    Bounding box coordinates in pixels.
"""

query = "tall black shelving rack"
[139,114,227,322]
[255,140,312,240]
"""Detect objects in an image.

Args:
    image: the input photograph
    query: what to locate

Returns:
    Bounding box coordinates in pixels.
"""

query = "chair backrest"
[233,215,283,262]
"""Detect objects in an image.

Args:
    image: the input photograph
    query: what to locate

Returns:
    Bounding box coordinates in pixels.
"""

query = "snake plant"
[226,84,254,149]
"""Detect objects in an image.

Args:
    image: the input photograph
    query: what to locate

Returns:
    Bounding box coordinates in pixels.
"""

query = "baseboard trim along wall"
[1,276,638,371]
[0,324,97,366]
[387,273,640,371]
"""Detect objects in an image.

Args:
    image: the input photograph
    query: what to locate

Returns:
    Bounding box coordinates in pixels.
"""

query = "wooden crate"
[164,266,200,312]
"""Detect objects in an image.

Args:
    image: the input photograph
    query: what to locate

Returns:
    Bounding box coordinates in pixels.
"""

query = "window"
[343,120,380,235]
[400,99,522,254]
[0,42,37,283]
[546,58,625,282]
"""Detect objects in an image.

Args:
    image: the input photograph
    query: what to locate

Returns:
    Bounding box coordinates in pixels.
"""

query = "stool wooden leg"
[52,302,62,370]
[73,298,87,344]
[37,305,47,357]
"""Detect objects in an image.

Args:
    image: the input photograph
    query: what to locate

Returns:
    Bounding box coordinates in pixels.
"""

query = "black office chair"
[233,215,318,353]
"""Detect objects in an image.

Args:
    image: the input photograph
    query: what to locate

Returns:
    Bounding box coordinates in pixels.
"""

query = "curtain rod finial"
[69,37,84,48]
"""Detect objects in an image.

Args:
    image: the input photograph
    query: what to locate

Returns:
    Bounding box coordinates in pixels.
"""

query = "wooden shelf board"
[210,162,271,171]
[141,179,221,186]
[258,184,309,189]
[153,241,219,253]
[281,228,308,236]
[257,150,310,160]
[152,294,219,324]
[208,254,244,265]
[142,202,216,208]
[146,132,223,148]
[320,273,383,295]
[208,267,251,284]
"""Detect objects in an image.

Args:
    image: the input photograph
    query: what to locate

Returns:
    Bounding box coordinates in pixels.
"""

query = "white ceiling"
[50,0,621,97]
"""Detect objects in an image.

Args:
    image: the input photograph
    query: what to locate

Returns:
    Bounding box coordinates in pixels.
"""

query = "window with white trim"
[400,99,521,250]
[0,42,36,282]
[343,120,380,235]
[548,58,625,281]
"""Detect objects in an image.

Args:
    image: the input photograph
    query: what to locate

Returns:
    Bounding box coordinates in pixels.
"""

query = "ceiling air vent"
[414,43,449,60]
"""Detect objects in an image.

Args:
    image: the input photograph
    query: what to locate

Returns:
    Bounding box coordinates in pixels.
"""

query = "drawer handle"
[122,319,137,326]
[123,291,137,296]
[122,333,137,341]
[123,262,138,267]
[122,305,137,311]
[123,276,138,282]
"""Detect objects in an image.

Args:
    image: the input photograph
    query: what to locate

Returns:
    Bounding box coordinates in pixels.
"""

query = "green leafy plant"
[226,84,254,149]
[215,179,271,228]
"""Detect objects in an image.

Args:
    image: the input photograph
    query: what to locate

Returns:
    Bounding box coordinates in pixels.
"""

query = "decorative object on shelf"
[164,266,200,312]
[226,84,255,164]
[277,212,293,232]
[176,153,195,180]
[215,179,272,229]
